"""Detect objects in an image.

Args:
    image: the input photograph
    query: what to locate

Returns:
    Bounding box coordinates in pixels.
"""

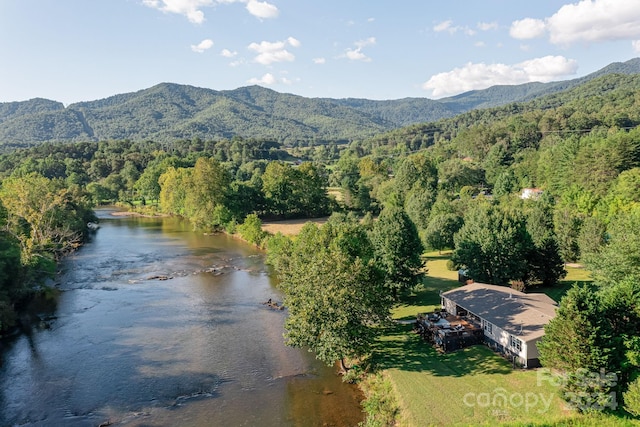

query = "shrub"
[237,214,267,247]
[624,376,640,417]
[510,279,526,292]
[359,373,399,427]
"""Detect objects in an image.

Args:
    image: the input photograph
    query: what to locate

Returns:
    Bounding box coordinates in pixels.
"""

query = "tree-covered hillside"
[438,57,640,112]
[2,65,640,419]
[1,58,639,148]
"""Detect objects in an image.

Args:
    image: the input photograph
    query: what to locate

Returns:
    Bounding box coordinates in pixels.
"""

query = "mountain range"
[1,58,639,148]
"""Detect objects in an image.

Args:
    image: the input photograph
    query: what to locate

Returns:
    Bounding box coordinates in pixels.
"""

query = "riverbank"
[249,218,633,426]
[0,212,365,426]
[373,254,638,426]
[109,209,170,218]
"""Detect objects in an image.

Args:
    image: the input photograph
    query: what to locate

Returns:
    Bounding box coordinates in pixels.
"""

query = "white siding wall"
[442,297,457,315]
[482,320,528,360]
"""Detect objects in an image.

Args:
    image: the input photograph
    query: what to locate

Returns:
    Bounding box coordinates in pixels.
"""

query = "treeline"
[156,157,331,230]
[3,77,640,286]
[0,72,639,415]
[264,206,424,373]
[323,74,640,416]
[0,173,94,332]
[0,136,288,333]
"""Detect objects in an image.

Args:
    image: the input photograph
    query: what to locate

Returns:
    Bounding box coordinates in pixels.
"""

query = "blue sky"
[1,0,640,105]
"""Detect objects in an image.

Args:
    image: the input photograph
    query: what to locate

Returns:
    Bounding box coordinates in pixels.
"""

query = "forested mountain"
[360,72,640,153]
[438,57,640,112]
[0,58,639,148]
[2,57,640,422]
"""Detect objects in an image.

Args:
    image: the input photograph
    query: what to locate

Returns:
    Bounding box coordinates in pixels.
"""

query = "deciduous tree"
[452,202,533,285]
[274,219,390,371]
[370,205,425,299]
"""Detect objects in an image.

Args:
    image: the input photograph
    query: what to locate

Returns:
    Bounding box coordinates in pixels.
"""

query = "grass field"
[256,221,636,425]
[261,217,329,236]
[374,254,639,426]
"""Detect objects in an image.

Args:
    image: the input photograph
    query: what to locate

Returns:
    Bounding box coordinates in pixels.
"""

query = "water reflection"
[0,210,363,426]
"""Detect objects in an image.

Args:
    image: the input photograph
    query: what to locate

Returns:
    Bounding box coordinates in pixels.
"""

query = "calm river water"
[0,209,363,426]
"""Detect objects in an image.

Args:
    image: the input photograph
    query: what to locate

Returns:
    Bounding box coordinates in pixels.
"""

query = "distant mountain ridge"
[438,57,640,111]
[1,58,639,148]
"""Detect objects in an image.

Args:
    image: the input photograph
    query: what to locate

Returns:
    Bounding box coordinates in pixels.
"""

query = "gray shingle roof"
[442,283,557,342]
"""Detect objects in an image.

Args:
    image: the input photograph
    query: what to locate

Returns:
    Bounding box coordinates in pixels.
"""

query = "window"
[510,335,522,352]
[483,320,493,334]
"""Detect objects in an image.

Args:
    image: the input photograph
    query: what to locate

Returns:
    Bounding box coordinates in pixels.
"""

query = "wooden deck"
[415,312,484,353]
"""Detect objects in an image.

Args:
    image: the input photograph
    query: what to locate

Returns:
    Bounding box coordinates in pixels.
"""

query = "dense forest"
[1,58,639,148]
[0,70,639,417]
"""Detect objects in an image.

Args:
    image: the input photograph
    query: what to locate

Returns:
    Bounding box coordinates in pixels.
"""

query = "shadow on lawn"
[529,279,593,303]
[394,276,461,320]
[373,323,512,377]
[377,258,512,377]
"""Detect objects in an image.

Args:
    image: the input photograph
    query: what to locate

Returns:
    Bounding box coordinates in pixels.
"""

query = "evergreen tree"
[587,206,640,287]
[538,283,616,412]
[525,203,566,286]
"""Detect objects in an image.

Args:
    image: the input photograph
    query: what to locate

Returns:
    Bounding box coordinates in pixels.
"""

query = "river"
[0,209,364,426]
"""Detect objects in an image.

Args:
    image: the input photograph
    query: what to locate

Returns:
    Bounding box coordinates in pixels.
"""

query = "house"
[520,188,544,199]
[440,283,557,368]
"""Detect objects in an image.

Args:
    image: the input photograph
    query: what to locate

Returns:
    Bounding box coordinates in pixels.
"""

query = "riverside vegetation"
[0,70,640,424]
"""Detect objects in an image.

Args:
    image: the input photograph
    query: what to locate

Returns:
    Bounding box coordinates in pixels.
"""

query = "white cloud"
[510,18,546,39]
[474,41,486,48]
[342,37,376,62]
[142,0,213,23]
[433,19,475,35]
[477,21,498,31]
[191,39,214,53]
[422,55,578,98]
[546,0,640,45]
[248,37,300,65]
[248,73,277,85]
[220,48,238,58]
[355,37,376,49]
[246,0,279,19]
[143,0,278,23]
[287,37,301,48]
[634,40,640,52]
[510,0,640,46]
[345,49,370,61]
[313,57,326,64]
[433,20,453,33]
[518,56,578,81]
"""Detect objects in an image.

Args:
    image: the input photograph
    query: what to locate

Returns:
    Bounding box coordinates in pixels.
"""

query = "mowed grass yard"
[374,253,638,426]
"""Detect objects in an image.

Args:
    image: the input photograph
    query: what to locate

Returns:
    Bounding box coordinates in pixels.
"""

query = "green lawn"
[373,255,639,426]
[392,252,459,320]
[546,265,593,302]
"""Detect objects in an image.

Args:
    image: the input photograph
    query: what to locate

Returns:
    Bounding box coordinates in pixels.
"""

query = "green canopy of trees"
[269,218,390,371]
